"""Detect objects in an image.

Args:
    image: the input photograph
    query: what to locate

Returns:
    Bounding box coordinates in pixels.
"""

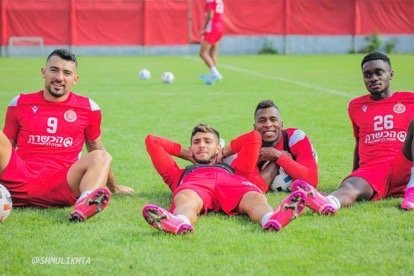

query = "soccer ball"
[161,72,175,84]
[270,167,293,192]
[138,69,151,80]
[0,184,12,222]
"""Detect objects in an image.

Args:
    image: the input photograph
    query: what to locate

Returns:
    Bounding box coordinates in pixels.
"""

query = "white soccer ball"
[161,72,175,84]
[0,184,12,222]
[270,167,293,192]
[138,69,151,80]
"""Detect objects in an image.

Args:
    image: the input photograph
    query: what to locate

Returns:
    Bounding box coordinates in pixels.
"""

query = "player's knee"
[240,191,267,207]
[174,190,201,208]
[174,190,192,203]
[338,180,371,201]
[199,49,208,58]
[238,191,269,216]
[90,150,112,166]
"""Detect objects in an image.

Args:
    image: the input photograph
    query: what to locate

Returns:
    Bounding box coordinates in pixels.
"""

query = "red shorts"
[173,167,261,215]
[347,151,411,200]
[203,23,224,45]
[204,31,223,45]
[0,151,77,208]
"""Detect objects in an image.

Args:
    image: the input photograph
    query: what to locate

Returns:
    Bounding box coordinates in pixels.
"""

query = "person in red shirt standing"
[0,49,133,222]
[142,124,308,234]
[290,52,414,215]
[199,0,224,85]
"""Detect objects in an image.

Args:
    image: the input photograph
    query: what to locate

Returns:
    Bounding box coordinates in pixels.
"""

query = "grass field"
[0,54,414,275]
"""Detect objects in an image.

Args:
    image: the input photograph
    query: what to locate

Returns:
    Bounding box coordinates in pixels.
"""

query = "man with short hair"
[142,124,307,234]
[0,49,133,222]
[222,100,319,194]
[291,52,414,214]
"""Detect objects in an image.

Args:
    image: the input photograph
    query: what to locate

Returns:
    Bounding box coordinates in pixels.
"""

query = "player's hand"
[259,147,280,161]
[180,148,196,164]
[111,184,134,195]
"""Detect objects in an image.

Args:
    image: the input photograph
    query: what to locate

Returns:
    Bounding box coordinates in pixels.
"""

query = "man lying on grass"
[142,123,308,234]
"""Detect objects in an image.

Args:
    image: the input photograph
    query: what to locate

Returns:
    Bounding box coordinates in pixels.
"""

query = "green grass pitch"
[0,54,413,274]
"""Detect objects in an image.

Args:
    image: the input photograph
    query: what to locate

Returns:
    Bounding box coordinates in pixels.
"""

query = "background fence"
[1,0,413,55]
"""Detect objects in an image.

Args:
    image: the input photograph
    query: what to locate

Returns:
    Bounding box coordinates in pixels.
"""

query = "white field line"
[184,56,352,98]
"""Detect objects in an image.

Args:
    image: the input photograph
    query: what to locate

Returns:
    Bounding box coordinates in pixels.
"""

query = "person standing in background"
[199,0,224,85]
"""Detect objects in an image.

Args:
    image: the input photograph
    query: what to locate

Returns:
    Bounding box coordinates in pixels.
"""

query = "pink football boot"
[69,187,111,222]
[401,187,414,210]
[291,180,336,215]
[263,190,307,231]
[142,204,193,235]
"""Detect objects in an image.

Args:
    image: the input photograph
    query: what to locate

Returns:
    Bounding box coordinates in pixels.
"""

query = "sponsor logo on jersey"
[362,105,368,112]
[365,131,406,144]
[242,181,255,187]
[397,131,406,142]
[31,106,39,113]
[393,103,406,114]
[64,109,77,122]
[28,135,73,148]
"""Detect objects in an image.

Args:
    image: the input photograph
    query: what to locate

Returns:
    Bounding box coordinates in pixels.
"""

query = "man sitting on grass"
[142,124,307,234]
[0,49,133,222]
[284,52,414,216]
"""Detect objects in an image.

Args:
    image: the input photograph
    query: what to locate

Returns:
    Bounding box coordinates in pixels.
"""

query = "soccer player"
[142,124,308,234]
[199,0,224,85]
[290,52,414,214]
[0,49,133,222]
[222,100,318,193]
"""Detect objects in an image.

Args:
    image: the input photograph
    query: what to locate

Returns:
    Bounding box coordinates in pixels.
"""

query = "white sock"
[406,167,414,188]
[260,212,273,227]
[210,66,220,76]
[327,195,341,210]
[176,214,191,225]
[76,190,92,204]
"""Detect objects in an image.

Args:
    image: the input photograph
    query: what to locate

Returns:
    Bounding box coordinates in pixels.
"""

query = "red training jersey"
[224,128,318,189]
[205,0,224,31]
[272,128,318,187]
[145,130,267,192]
[348,91,414,167]
[3,90,101,174]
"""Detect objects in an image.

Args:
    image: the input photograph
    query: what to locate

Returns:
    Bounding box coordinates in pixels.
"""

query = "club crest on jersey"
[64,109,77,122]
[31,106,39,113]
[393,103,406,114]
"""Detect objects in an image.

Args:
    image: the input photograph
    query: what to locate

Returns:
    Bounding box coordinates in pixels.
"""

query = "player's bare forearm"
[218,145,233,161]
[260,161,279,185]
[352,141,360,171]
[258,147,281,162]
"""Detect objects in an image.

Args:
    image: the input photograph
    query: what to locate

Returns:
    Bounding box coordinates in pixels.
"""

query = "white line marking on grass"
[220,64,351,98]
[183,56,352,98]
